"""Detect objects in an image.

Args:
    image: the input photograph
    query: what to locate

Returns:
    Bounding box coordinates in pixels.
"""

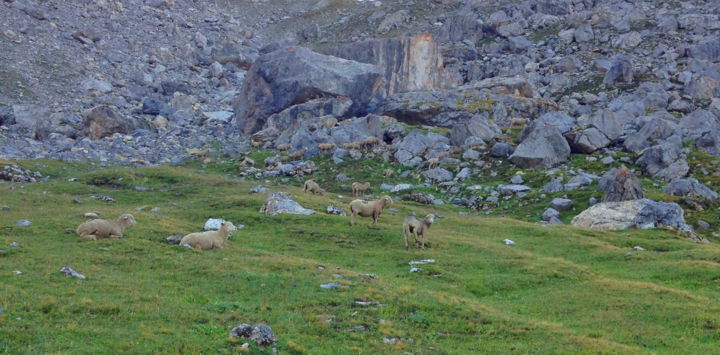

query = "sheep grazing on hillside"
[277,144,291,152]
[304,179,326,195]
[180,221,237,250]
[383,169,393,177]
[403,214,435,250]
[76,213,137,240]
[511,117,529,127]
[362,136,380,148]
[343,141,363,150]
[426,158,439,169]
[349,196,393,226]
[352,182,370,197]
[288,148,307,160]
[318,143,336,152]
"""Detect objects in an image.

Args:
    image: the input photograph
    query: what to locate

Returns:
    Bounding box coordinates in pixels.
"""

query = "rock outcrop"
[571,199,691,232]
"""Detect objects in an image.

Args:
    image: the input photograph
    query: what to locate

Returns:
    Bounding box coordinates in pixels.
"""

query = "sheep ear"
[123,215,128,220]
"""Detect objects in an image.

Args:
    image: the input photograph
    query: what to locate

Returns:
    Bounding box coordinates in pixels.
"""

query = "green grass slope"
[1,160,719,354]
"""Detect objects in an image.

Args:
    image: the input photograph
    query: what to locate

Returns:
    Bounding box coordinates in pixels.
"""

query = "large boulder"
[635,139,689,182]
[82,106,141,139]
[678,109,720,142]
[623,117,678,154]
[566,127,610,154]
[521,112,574,141]
[510,125,571,169]
[373,90,468,127]
[571,199,691,232]
[597,167,644,202]
[686,40,720,63]
[589,109,623,141]
[259,192,316,216]
[322,34,450,96]
[423,168,454,183]
[394,129,449,166]
[603,54,633,86]
[448,113,501,146]
[234,45,383,134]
[663,178,718,200]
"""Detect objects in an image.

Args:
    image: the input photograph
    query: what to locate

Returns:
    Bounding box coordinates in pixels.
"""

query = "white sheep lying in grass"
[349,196,393,226]
[180,221,237,250]
[403,214,435,250]
[76,213,137,240]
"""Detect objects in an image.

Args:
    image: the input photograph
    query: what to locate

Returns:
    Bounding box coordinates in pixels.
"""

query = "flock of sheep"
[75,178,436,251]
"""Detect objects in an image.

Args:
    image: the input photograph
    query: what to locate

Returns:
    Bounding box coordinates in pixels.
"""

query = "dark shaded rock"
[229,324,278,346]
[598,167,644,202]
[0,106,16,126]
[490,143,514,158]
[623,118,678,154]
[542,207,560,221]
[635,140,689,182]
[543,177,564,193]
[510,126,571,169]
[663,178,718,200]
[234,45,382,134]
[603,54,633,86]
[82,106,141,139]
[550,198,573,211]
[448,113,501,146]
[678,109,720,142]
[566,127,610,154]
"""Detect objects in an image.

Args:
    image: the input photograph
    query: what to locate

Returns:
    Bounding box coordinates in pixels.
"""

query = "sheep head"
[221,222,238,238]
[424,214,435,226]
[120,214,137,227]
[380,196,393,209]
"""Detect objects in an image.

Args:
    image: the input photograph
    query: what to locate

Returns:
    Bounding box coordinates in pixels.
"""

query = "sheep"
[352,182,370,198]
[180,221,237,250]
[434,151,450,159]
[511,117,529,127]
[277,144,291,152]
[348,196,393,226]
[362,136,380,148]
[343,141,363,150]
[383,169,393,177]
[426,158,439,169]
[304,179,326,195]
[318,143,337,152]
[288,148,307,160]
[403,214,435,250]
[76,213,137,240]
[238,156,255,168]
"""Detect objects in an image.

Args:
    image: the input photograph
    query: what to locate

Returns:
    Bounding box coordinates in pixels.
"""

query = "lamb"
[288,148,307,160]
[403,214,435,250]
[343,141,363,150]
[180,221,237,250]
[76,213,137,240]
[304,179,326,195]
[511,117,529,127]
[349,196,393,226]
[318,143,337,152]
[277,144,291,152]
[352,182,370,197]
[362,136,380,148]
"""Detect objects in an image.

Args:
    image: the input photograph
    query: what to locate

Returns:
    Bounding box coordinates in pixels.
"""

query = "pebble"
[13,270,22,275]
[409,259,435,265]
[9,242,19,248]
[503,239,515,245]
[16,220,31,227]
[410,267,422,273]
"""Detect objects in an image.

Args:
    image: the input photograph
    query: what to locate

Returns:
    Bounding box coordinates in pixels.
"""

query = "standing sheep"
[76,213,137,240]
[352,182,370,198]
[383,169,393,177]
[277,144,291,152]
[304,179,326,195]
[180,221,237,250]
[403,214,435,250]
[362,136,380,148]
[426,158,439,169]
[349,196,393,226]
[318,143,337,152]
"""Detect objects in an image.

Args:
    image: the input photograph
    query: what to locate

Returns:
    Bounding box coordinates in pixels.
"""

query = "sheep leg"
[109,234,122,238]
[372,212,378,225]
[404,228,410,250]
[350,212,355,226]
[79,233,98,241]
[419,230,425,249]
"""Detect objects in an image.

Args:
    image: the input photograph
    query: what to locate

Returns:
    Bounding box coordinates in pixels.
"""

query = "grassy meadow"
[1,157,720,354]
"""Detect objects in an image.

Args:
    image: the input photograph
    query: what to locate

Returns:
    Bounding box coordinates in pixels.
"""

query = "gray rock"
[542,207,560,221]
[229,324,278,346]
[391,184,413,192]
[380,184,394,190]
[395,130,449,165]
[550,198,573,211]
[249,185,267,194]
[523,112,575,139]
[510,126,571,169]
[573,24,594,42]
[510,175,524,184]
[166,235,183,244]
[449,114,501,146]
[543,177,564,193]
[204,218,226,231]
[16,220,31,227]
[590,109,623,141]
[455,167,472,181]
[489,143,513,158]
[685,75,719,100]
[678,109,720,142]
[423,168,454,183]
[624,118,678,154]
[635,141,689,182]
[498,185,531,196]
[60,266,86,280]
[589,197,599,206]
[83,106,142,140]
[234,45,382,134]
[603,54,633,86]
[260,192,316,216]
[598,167,644,202]
[697,220,711,231]
[663,178,718,200]
[326,205,347,216]
[612,31,642,50]
[601,156,615,165]
[567,128,610,154]
[462,149,480,160]
[571,199,691,232]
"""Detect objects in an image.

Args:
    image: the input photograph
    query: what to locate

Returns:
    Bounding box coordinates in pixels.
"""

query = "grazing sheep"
[76,214,137,240]
[343,141,363,150]
[511,118,529,127]
[383,169,393,177]
[289,148,307,160]
[352,182,371,197]
[277,144,291,152]
[426,158,439,169]
[304,179,326,195]
[403,214,435,250]
[318,143,337,152]
[349,196,393,226]
[180,222,237,250]
[362,136,380,148]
